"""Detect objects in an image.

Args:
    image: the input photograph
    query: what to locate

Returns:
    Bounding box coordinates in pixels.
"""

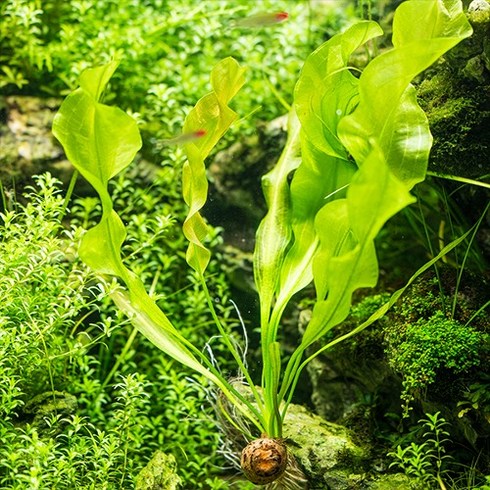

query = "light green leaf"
[53,62,223,400]
[294,20,382,159]
[338,0,472,181]
[78,210,128,278]
[79,61,119,101]
[303,144,414,345]
[182,57,245,274]
[111,288,217,379]
[253,110,301,325]
[52,61,141,193]
[272,23,381,316]
[392,0,473,47]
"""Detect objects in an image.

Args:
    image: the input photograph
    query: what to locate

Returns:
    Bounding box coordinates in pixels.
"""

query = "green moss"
[417,70,490,178]
[135,451,181,490]
[386,311,487,415]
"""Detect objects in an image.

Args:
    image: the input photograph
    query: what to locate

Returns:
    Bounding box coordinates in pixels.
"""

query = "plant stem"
[198,274,265,419]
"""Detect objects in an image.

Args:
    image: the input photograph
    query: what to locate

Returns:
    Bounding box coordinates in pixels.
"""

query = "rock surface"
[0,96,69,185]
[135,450,181,490]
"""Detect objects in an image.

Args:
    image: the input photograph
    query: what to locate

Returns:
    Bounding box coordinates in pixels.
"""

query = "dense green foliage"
[386,311,486,415]
[0,0,353,147]
[0,173,244,488]
[389,412,452,489]
[1,0,487,488]
[0,174,91,416]
[52,0,473,453]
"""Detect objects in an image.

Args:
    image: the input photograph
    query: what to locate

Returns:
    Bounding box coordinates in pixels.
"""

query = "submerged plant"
[387,311,486,417]
[53,0,473,486]
[388,411,453,489]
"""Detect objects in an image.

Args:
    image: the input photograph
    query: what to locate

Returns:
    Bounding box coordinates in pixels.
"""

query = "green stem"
[199,274,265,417]
[427,171,490,190]
[101,326,139,390]
[60,170,79,220]
[451,200,490,319]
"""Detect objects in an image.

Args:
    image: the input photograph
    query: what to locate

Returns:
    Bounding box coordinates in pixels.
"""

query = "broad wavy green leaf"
[271,22,381,317]
[276,0,472,415]
[253,110,301,326]
[182,57,245,274]
[52,62,224,387]
[303,144,415,345]
[294,21,382,159]
[338,0,473,184]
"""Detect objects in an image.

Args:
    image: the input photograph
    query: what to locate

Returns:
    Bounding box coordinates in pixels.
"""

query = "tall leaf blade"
[182,57,245,274]
[53,62,219,388]
[253,110,301,323]
[273,22,381,311]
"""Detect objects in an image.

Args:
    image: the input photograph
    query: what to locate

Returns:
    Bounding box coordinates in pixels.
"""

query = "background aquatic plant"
[0,171,242,489]
[389,411,453,489]
[0,174,93,416]
[52,0,473,486]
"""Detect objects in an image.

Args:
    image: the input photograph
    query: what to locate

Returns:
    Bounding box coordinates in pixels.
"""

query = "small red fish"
[161,129,206,145]
[234,11,289,28]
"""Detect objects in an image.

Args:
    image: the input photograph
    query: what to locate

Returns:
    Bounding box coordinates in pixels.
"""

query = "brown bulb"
[240,437,288,485]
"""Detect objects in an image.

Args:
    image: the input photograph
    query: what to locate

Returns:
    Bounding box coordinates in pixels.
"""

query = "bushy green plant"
[0,171,245,488]
[0,0,50,89]
[0,173,95,415]
[0,0,353,146]
[386,311,486,416]
[388,411,452,489]
[0,374,151,489]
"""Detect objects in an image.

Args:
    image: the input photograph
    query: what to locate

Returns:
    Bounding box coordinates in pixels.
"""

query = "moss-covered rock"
[417,0,490,179]
[365,473,415,490]
[135,450,181,490]
[22,390,78,430]
[283,403,369,489]
[0,96,68,184]
[417,70,490,179]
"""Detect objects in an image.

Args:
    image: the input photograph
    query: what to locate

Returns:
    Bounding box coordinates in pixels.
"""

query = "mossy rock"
[21,391,78,433]
[284,403,369,489]
[365,473,415,490]
[0,96,67,184]
[135,450,181,490]
[417,1,490,179]
[418,71,490,178]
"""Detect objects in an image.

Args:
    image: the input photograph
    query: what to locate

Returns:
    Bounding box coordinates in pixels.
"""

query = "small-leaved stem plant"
[389,411,453,489]
[53,0,473,485]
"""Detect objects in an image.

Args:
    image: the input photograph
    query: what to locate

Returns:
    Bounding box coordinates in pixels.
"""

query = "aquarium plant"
[389,411,453,489]
[53,0,473,486]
